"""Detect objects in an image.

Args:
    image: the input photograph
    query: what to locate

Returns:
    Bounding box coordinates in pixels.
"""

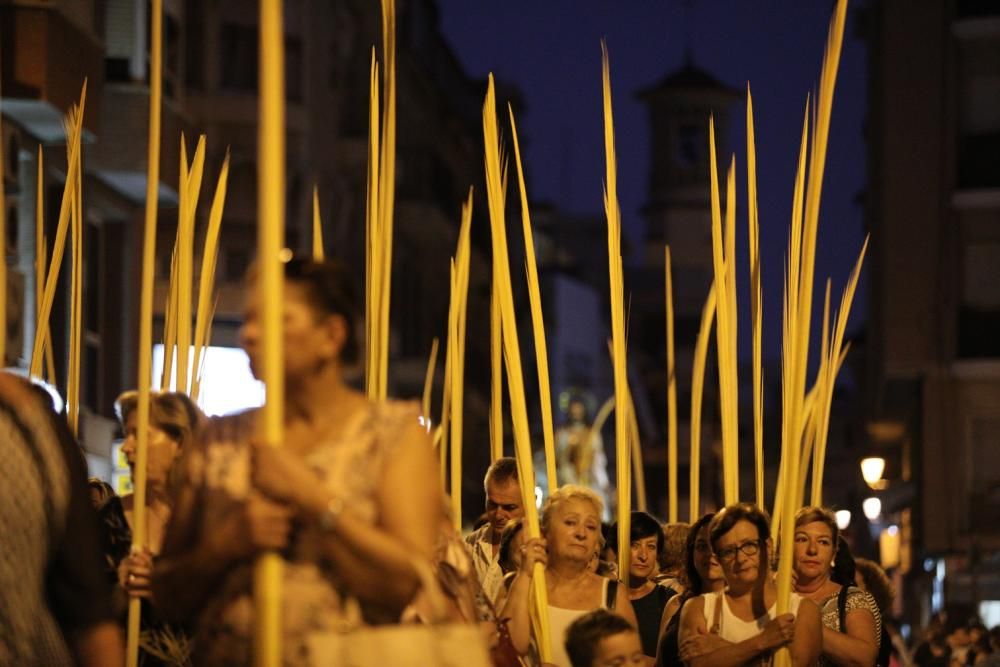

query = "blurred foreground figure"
[153,259,441,665]
[0,372,123,665]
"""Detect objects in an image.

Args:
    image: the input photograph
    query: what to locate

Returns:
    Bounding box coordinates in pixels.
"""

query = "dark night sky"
[435,1,869,365]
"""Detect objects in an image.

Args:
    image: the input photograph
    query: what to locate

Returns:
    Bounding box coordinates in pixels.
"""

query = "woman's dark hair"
[606,511,665,557]
[855,557,894,615]
[498,518,525,574]
[88,478,116,507]
[709,502,771,551]
[831,535,857,587]
[281,258,360,364]
[682,512,716,595]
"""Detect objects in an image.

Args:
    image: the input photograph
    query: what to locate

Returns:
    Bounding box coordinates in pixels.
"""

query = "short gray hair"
[540,484,604,535]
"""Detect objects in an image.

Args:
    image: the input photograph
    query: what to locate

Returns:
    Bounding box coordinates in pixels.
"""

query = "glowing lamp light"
[835,509,852,530]
[861,457,886,486]
[880,524,901,569]
[862,497,882,521]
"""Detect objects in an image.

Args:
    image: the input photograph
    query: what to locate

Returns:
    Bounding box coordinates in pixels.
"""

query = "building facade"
[866,0,1000,628]
[1,0,501,492]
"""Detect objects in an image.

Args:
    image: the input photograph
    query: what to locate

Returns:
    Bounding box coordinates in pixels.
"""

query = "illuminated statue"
[552,395,611,517]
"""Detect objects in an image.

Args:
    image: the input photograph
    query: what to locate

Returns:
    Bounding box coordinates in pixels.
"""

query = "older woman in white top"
[679,503,821,667]
[503,484,638,667]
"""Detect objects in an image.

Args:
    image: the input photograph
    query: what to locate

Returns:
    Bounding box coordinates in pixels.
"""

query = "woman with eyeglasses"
[654,512,725,667]
[793,507,881,667]
[678,503,821,667]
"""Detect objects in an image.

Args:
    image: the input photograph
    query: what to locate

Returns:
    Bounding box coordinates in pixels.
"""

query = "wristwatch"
[317,495,346,532]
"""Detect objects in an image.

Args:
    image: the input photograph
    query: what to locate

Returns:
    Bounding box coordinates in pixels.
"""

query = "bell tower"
[637,55,741,277]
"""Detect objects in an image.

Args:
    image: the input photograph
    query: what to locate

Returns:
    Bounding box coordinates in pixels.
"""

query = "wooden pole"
[483,73,552,662]
[772,99,811,541]
[774,9,848,667]
[312,185,324,261]
[420,337,439,423]
[160,247,178,390]
[66,123,82,436]
[160,136,187,392]
[191,153,230,402]
[810,238,867,505]
[126,2,161,663]
[600,41,632,584]
[35,148,56,383]
[689,285,716,522]
[708,119,740,506]
[29,82,87,378]
[448,192,473,531]
[376,0,396,401]
[489,268,503,462]
[747,86,765,509]
[627,389,647,512]
[254,0,286,664]
[175,136,206,394]
[364,52,381,401]
[665,246,678,522]
[509,108,558,495]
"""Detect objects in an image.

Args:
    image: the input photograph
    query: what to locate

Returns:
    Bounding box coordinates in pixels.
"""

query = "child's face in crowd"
[591,630,645,666]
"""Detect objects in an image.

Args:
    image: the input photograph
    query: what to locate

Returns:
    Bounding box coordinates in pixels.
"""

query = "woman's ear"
[324,313,349,360]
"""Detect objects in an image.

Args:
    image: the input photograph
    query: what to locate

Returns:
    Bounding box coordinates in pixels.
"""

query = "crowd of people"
[4,257,999,667]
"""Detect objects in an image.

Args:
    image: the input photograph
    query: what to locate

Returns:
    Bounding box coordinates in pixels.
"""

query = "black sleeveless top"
[632,584,676,657]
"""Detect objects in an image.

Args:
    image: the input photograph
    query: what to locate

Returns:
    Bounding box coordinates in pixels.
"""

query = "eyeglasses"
[716,540,761,562]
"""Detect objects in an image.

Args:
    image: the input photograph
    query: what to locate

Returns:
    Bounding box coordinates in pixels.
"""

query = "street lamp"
[835,509,852,530]
[861,456,886,488]
[862,496,882,521]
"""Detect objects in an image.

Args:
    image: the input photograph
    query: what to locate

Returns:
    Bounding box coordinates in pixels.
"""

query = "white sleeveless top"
[546,577,612,667]
[700,590,803,644]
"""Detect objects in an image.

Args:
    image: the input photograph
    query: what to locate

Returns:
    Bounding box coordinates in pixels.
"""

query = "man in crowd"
[464,457,525,602]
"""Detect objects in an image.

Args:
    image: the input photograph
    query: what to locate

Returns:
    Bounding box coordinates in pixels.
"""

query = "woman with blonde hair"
[503,484,638,667]
[100,390,204,601]
[98,390,204,665]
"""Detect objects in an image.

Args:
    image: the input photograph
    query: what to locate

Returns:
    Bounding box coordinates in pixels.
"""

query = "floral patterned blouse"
[816,586,882,667]
[181,400,419,666]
